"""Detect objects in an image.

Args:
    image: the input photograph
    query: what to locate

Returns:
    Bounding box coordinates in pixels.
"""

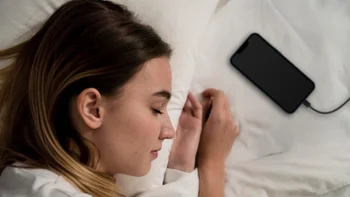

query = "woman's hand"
[197,88,239,197]
[167,92,209,172]
[197,88,239,168]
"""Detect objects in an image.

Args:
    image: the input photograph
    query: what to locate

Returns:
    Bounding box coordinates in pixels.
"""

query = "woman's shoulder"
[0,164,91,197]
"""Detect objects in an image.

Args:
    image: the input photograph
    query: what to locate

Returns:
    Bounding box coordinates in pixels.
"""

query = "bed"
[1,0,350,196]
[191,0,350,196]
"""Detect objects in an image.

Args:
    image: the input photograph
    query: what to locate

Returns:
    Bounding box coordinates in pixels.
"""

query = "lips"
[151,150,159,159]
[151,148,161,159]
[152,146,162,152]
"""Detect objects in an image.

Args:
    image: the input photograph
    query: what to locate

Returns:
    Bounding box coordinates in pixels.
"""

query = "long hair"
[0,1,171,196]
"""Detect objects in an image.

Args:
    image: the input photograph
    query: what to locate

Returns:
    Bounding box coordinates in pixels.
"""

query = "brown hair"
[0,0,171,196]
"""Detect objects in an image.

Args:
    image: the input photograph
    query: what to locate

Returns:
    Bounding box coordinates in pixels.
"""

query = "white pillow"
[0,0,219,196]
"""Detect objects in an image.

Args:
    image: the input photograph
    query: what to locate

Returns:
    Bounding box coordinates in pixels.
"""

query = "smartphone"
[230,33,315,114]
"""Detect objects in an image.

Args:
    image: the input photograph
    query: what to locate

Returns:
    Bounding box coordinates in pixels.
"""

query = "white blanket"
[192,0,350,196]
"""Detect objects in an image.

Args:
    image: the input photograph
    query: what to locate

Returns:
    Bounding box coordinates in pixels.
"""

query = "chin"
[111,157,152,177]
[116,163,151,177]
[131,162,152,177]
[135,167,151,177]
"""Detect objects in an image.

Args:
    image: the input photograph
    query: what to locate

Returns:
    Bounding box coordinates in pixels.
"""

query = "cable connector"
[303,100,311,107]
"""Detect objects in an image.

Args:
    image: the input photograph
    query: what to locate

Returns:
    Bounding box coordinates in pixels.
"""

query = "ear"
[76,88,105,130]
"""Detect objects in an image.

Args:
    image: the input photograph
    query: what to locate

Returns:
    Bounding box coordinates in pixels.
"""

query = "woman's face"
[71,56,175,176]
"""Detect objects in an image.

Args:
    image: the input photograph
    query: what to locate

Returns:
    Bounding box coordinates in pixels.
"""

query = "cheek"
[96,102,163,174]
[104,106,161,151]
[129,111,161,148]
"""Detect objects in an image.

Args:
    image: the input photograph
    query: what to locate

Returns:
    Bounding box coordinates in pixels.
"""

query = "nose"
[159,127,175,140]
[159,114,175,140]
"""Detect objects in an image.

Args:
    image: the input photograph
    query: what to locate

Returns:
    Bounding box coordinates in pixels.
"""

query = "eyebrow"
[153,90,171,100]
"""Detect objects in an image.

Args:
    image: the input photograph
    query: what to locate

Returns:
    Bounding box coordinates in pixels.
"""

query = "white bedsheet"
[192,0,350,196]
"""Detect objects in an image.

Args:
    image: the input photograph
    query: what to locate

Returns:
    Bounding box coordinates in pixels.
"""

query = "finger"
[223,94,231,109]
[188,92,202,119]
[202,89,225,114]
[201,89,225,104]
[183,98,191,112]
[233,121,240,136]
[201,98,212,121]
[201,88,221,98]
[201,98,211,112]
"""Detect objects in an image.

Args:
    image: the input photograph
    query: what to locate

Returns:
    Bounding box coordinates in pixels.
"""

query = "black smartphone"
[230,33,315,114]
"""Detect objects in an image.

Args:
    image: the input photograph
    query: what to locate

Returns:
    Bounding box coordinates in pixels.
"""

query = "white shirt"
[0,165,198,197]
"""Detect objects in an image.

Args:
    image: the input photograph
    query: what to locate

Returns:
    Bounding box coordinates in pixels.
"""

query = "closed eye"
[152,108,164,115]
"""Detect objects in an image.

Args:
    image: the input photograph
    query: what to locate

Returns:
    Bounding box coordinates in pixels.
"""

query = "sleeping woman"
[0,1,239,197]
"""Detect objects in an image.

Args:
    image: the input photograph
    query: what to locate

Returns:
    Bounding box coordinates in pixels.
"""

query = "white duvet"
[191,0,350,196]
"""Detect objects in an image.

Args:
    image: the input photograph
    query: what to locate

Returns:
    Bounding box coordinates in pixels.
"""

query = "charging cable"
[303,97,350,114]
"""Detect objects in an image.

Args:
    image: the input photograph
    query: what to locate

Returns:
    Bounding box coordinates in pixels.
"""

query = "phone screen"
[230,33,315,113]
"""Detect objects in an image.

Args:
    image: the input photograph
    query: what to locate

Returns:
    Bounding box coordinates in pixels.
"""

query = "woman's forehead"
[122,57,172,97]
